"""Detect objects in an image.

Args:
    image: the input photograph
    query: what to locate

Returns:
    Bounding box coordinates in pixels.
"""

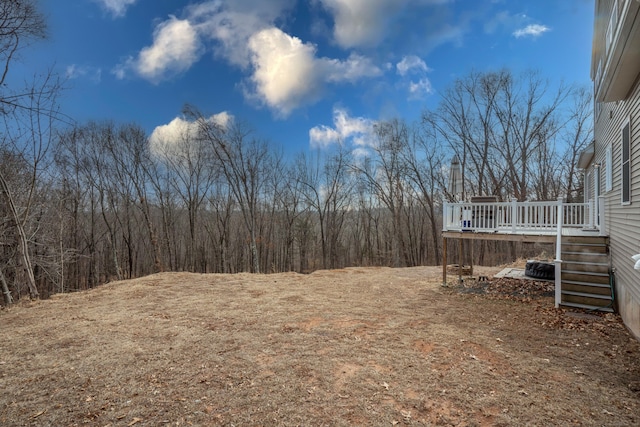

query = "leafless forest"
[1,1,593,303]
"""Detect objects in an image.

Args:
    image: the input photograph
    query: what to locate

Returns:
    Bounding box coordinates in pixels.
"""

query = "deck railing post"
[443,202,449,231]
[511,198,517,233]
[588,199,595,228]
[554,197,563,308]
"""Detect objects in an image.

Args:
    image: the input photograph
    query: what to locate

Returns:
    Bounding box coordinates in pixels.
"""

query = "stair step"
[560,252,609,267]
[562,282,612,296]
[559,302,614,313]
[561,272,609,284]
[561,279,611,289]
[561,290,612,300]
[561,269,609,277]
[561,258,608,265]
[563,236,608,244]
[561,264,609,274]
[561,246,607,254]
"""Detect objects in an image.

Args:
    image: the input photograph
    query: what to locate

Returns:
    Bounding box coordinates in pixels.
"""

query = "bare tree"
[352,119,411,267]
[560,86,593,202]
[189,108,271,273]
[296,147,354,269]
[404,122,446,264]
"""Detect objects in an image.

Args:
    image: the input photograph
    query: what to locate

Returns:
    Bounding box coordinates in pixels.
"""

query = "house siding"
[592,76,640,338]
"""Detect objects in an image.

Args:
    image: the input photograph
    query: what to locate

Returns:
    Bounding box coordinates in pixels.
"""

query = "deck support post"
[458,239,463,283]
[442,236,447,286]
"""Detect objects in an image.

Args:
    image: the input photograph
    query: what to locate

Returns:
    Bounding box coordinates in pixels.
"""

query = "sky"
[14,0,595,156]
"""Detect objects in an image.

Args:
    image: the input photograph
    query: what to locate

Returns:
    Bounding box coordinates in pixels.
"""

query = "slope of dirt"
[1,266,639,426]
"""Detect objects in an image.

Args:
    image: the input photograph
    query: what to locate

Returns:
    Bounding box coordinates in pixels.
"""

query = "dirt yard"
[1,266,639,426]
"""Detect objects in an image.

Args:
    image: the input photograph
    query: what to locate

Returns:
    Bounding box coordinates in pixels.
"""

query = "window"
[621,119,631,204]
[605,144,612,192]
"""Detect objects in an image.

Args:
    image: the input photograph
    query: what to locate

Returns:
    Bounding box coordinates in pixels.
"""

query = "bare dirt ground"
[1,266,639,426]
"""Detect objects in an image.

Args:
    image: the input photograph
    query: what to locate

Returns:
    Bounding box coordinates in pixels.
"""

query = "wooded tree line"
[0,1,592,304]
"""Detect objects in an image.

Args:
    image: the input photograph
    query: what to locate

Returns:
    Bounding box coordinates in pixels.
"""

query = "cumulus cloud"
[95,0,138,18]
[186,0,294,68]
[513,24,550,38]
[149,112,232,159]
[247,28,382,116]
[114,1,382,114]
[318,0,407,48]
[309,108,375,149]
[247,28,323,116]
[396,55,429,76]
[116,16,202,82]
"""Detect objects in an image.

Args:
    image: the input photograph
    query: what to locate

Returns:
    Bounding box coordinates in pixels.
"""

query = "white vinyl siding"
[621,119,631,204]
[606,144,613,192]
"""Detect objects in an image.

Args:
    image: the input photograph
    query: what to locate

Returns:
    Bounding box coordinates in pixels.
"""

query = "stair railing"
[555,197,563,308]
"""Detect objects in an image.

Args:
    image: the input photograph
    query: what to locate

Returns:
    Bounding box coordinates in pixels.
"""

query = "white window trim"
[621,117,631,205]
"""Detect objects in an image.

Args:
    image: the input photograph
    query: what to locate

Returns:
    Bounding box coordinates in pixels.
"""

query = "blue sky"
[16,0,594,155]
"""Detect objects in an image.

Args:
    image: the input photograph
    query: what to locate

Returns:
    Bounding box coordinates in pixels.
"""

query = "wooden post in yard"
[458,238,463,283]
[442,236,447,286]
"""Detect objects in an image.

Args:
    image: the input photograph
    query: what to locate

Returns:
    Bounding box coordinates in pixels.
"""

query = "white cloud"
[395,55,432,99]
[134,16,202,82]
[95,0,138,18]
[66,64,102,83]
[408,78,433,98]
[309,126,342,148]
[324,53,383,82]
[396,55,429,76]
[309,108,376,149]
[187,1,294,68]
[513,24,550,38]
[247,28,323,116]
[149,112,232,159]
[247,28,382,116]
[114,1,382,113]
[318,0,407,48]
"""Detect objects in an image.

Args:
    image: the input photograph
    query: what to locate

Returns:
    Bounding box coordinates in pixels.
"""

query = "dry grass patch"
[1,266,639,426]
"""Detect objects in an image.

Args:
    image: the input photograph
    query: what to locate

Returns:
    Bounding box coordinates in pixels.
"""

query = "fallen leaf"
[31,410,46,419]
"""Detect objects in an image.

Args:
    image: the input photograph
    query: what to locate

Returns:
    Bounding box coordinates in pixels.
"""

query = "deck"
[442,198,608,309]
[442,198,606,239]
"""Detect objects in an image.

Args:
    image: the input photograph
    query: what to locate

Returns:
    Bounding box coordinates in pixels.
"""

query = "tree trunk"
[0,173,39,299]
[0,269,13,305]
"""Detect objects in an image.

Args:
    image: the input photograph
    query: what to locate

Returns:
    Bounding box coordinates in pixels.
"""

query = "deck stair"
[560,236,613,312]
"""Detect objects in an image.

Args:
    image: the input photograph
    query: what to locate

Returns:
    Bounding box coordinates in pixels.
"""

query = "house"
[585,0,640,339]
[440,0,640,340]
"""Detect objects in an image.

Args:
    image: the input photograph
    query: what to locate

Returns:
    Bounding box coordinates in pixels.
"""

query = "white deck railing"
[443,198,602,234]
[442,197,606,309]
